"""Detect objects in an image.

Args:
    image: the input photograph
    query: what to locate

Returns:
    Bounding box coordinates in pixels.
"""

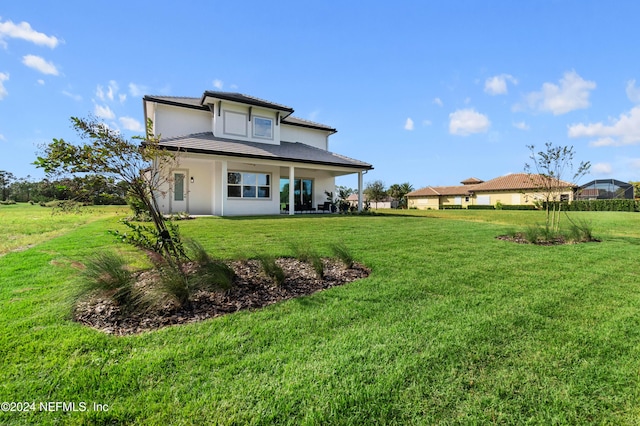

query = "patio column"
[289,166,295,215]
[358,171,363,212]
[221,160,227,217]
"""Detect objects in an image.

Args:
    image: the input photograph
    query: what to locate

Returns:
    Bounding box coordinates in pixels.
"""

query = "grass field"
[1,204,640,424]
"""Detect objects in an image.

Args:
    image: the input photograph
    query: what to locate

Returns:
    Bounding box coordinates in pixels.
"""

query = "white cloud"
[96,80,120,102]
[404,117,414,131]
[37,79,44,85]
[523,70,595,115]
[513,121,530,130]
[213,79,223,90]
[119,116,144,132]
[592,162,612,174]
[433,97,443,107]
[22,55,58,75]
[119,93,126,103]
[0,19,60,48]
[0,134,5,141]
[128,83,147,97]
[449,108,491,136]
[485,74,517,95]
[568,105,640,146]
[0,72,8,99]
[94,104,115,120]
[62,90,82,101]
[626,79,640,103]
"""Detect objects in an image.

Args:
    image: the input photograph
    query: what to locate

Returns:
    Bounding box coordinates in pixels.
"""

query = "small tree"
[34,116,183,264]
[364,180,387,208]
[525,142,590,233]
[0,170,16,201]
[388,182,414,209]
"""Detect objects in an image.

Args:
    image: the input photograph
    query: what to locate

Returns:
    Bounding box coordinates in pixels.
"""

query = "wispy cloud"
[213,79,223,90]
[0,133,5,141]
[0,72,8,99]
[404,117,414,131]
[484,74,517,95]
[433,97,443,107]
[62,90,82,101]
[96,80,120,102]
[626,79,640,103]
[94,104,115,120]
[449,108,490,136]
[0,18,60,49]
[513,121,530,130]
[128,83,147,97]
[22,55,59,75]
[521,70,595,115]
[568,105,640,147]
[119,116,144,132]
[592,162,612,174]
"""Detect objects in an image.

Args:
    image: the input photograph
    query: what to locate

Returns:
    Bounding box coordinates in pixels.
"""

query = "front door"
[172,172,188,212]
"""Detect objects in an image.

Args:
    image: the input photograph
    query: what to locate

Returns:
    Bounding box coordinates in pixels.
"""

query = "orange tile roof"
[407,173,575,198]
[472,173,575,191]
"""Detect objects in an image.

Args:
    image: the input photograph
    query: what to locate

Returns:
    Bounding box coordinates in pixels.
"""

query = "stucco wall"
[280,125,328,150]
[153,104,211,138]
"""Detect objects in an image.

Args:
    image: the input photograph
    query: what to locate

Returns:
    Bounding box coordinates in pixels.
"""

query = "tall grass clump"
[80,251,135,307]
[257,254,285,286]
[290,242,324,278]
[330,242,354,269]
[185,240,234,291]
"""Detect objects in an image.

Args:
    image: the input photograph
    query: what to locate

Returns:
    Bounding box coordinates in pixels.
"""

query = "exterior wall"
[408,196,440,210]
[153,104,211,138]
[212,102,280,145]
[475,189,574,206]
[440,195,473,208]
[280,125,328,150]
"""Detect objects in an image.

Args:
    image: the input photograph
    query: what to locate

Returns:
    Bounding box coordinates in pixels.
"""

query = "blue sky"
[1,1,640,190]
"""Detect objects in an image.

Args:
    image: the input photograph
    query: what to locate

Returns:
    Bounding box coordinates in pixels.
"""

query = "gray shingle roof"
[158,132,372,170]
[144,94,336,132]
[201,91,294,113]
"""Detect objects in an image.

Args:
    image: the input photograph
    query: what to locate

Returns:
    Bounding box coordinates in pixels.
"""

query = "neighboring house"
[407,173,576,209]
[346,193,392,209]
[144,91,373,216]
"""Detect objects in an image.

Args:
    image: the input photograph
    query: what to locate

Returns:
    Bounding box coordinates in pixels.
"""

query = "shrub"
[467,205,495,210]
[290,242,324,278]
[0,199,16,205]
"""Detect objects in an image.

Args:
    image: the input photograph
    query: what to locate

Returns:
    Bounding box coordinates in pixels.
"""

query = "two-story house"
[143,91,373,216]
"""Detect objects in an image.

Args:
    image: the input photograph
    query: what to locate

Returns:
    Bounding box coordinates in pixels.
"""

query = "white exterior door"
[172,171,188,212]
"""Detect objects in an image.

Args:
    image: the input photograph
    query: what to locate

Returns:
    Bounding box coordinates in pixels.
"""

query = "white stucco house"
[143,91,373,216]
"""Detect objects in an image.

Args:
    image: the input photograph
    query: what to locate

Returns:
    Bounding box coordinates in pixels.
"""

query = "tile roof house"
[406,173,576,210]
[144,91,372,216]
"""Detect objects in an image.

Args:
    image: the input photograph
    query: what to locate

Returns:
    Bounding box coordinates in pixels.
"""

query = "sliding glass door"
[280,178,313,209]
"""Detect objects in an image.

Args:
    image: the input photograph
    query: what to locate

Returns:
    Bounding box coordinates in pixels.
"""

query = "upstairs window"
[228,172,271,199]
[253,116,273,140]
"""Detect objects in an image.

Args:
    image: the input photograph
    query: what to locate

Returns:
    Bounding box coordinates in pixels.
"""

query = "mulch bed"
[74,258,370,336]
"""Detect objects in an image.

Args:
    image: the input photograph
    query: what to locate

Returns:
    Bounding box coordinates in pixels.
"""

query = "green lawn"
[2,205,640,424]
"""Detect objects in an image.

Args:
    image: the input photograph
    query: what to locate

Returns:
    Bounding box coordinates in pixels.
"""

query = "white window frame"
[227,171,271,200]
[253,116,273,140]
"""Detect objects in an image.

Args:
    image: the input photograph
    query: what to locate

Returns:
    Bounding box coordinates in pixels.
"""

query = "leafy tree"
[630,181,640,200]
[34,116,183,264]
[0,170,15,201]
[388,182,414,208]
[524,142,590,233]
[364,180,387,208]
